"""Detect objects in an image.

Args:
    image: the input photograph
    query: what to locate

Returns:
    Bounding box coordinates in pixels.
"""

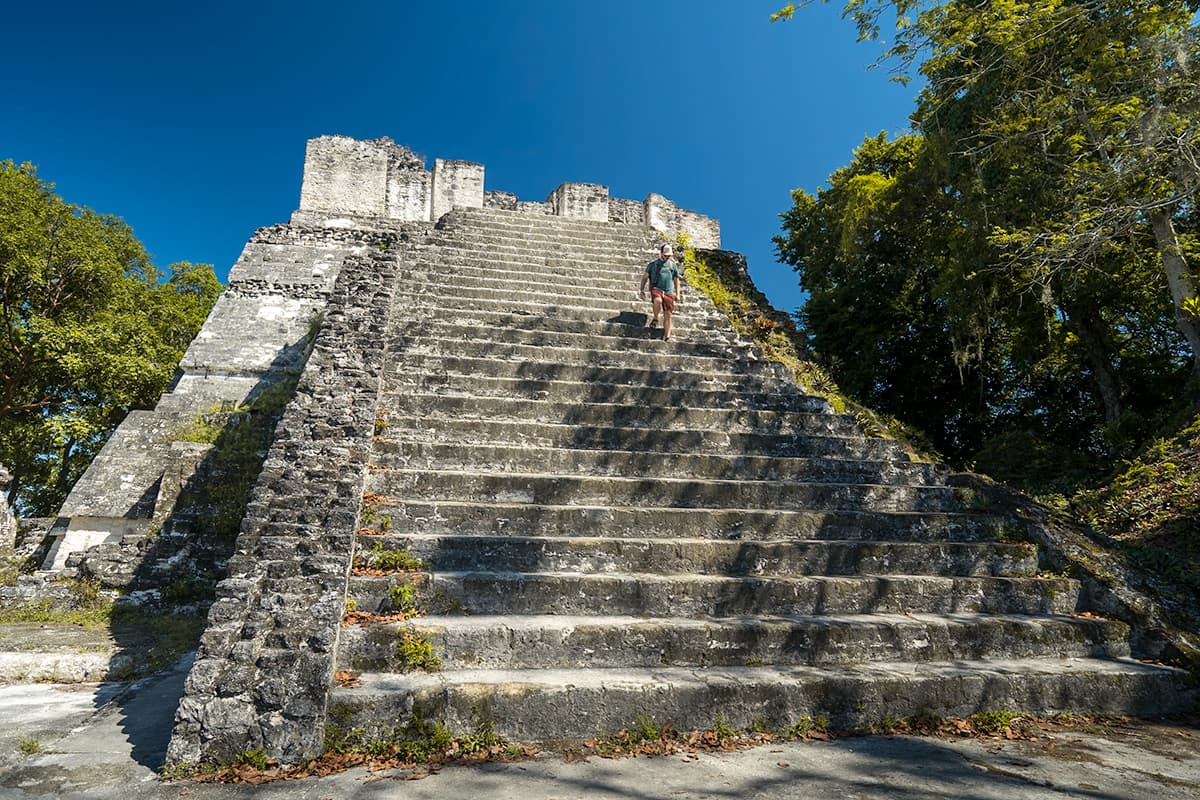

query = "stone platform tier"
[324,206,1189,743]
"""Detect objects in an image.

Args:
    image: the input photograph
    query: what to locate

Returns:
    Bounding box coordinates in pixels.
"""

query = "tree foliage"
[0,161,219,514]
[774,1,1199,489]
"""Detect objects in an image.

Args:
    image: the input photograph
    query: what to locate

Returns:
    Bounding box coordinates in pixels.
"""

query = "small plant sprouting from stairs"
[388,582,417,615]
[342,574,427,626]
[394,630,442,672]
[352,541,423,575]
[322,710,515,768]
[359,492,384,530]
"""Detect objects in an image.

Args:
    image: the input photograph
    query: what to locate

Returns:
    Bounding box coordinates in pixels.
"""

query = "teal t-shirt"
[646,258,681,293]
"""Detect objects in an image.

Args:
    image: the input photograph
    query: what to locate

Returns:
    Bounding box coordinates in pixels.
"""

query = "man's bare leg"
[663,307,674,341]
[651,296,663,327]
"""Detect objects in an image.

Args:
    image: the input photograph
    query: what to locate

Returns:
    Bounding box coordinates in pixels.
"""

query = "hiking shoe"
[647,318,659,329]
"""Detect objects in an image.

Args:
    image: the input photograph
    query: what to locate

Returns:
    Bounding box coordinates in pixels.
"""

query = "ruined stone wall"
[298,136,391,218]
[484,190,519,210]
[608,197,646,225]
[167,232,417,764]
[296,136,720,243]
[645,192,721,249]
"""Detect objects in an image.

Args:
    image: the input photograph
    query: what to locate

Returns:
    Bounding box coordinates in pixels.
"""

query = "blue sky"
[1,1,916,313]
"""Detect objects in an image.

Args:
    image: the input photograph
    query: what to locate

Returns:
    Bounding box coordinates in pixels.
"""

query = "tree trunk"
[1149,210,1200,376]
[1061,300,1124,423]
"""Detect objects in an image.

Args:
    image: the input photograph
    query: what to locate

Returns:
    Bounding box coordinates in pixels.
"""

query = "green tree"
[776,133,999,457]
[774,1,1197,487]
[777,128,1182,487]
[0,161,219,514]
[775,0,1200,374]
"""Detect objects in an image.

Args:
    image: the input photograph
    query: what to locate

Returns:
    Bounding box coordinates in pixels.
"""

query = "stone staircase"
[327,206,1188,742]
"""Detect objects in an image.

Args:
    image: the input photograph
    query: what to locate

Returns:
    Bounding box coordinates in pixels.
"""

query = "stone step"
[374,415,906,460]
[364,469,963,513]
[353,533,1033,577]
[381,355,798,396]
[336,612,1128,672]
[436,226,654,252]
[434,228,657,258]
[444,207,658,241]
[389,306,746,348]
[389,285,724,324]
[415,255,650,293]
[392,321,749,361]
[369,441,939,484]
[449,206,657,234]
[348,572,1078,617]
[393,311,744,352]
[415,254,664,294]
[365,501,1008,542]
[328,657,1191,742]
[388,293,731,334]
[436,215,653,243]
[427,240,654,272]
[379,394,859,437]
[384,372,823,413]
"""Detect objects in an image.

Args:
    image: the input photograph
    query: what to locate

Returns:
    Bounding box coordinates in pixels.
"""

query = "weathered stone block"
[299,135,390,217]
[548,182,609,221]
[431,159,485,221]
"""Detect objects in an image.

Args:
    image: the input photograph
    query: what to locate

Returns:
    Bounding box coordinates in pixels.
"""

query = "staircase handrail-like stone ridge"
[167,232,412,763]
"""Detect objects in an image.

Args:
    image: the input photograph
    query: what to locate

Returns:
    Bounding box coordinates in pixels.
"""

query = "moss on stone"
[681,245,937,461]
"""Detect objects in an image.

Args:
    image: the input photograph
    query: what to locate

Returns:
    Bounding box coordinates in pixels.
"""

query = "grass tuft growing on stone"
[394,630,442,672]
[353,541,423,574]
[325,712,454,763]
[17,737,45,755]
[458,718,503,756]
[787,716,830,738]
[681,243,937,461]
[970,709,1023,734]
[237,748,270,771]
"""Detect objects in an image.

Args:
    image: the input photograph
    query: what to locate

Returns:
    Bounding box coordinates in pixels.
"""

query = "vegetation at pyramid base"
[1072,416,1200,597]
[0,161,220,515]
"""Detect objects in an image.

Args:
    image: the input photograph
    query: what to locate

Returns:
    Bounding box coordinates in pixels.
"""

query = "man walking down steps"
[639,242,683,341]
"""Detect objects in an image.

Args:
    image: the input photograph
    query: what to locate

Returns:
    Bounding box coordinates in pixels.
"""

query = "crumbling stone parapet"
[295,136,718,243]
[645,192,721,249]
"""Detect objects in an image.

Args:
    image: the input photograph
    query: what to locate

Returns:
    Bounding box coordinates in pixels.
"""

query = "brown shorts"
[650,287,676,313]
